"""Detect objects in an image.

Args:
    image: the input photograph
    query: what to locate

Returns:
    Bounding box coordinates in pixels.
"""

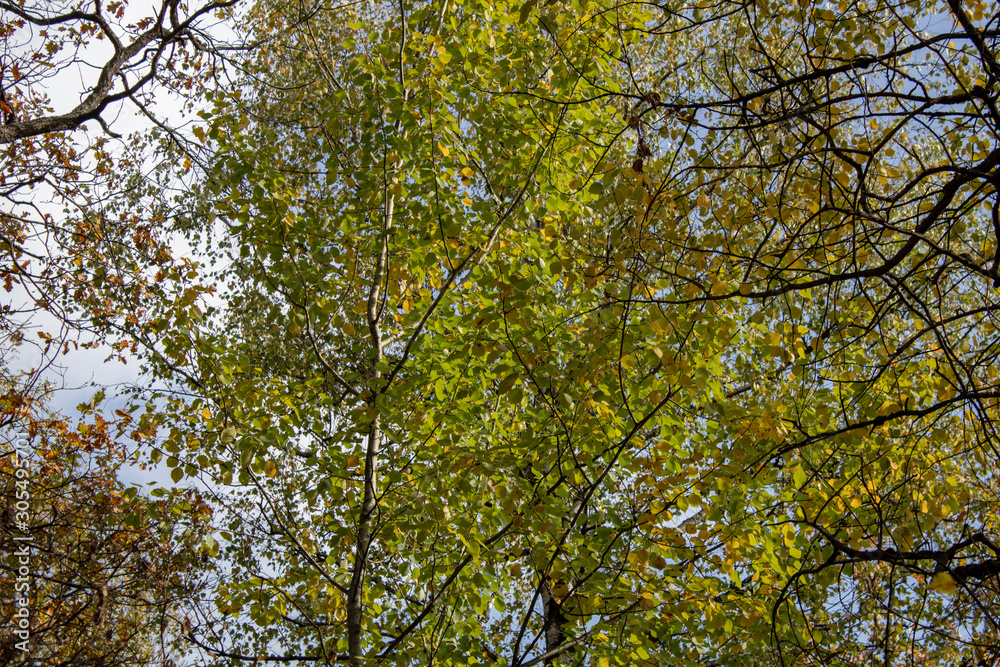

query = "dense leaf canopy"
[3,0,1000,664]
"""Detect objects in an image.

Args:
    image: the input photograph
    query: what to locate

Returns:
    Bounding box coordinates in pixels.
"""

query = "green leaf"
[519,0,537,23]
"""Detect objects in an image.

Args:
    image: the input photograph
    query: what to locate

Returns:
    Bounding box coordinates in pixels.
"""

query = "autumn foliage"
[0,397,213,665]
[3,0,1000,664]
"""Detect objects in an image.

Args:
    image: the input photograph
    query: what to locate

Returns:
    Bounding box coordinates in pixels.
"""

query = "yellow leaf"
[932,502,952,520]
[438,142,450,157]
[551,582,571,598]
[697,192,711,209]
[202,407,212,420]
[928,572,958,595]
[264,460,277,478]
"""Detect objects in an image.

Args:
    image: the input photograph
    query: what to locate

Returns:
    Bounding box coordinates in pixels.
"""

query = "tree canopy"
[3,0,1000,664]
[0,393,214,664]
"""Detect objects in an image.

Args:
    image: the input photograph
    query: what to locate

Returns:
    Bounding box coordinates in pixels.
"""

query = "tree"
[0,8,245,657]
[0,0,249,420]
[0,390,214,666]
[614,0,1000,662]
[80,0,1000,664]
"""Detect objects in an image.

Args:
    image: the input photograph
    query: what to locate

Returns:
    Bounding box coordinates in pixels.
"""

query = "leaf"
[519,0,538,23]
[928,572,958,595]
[204,535,219,557]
